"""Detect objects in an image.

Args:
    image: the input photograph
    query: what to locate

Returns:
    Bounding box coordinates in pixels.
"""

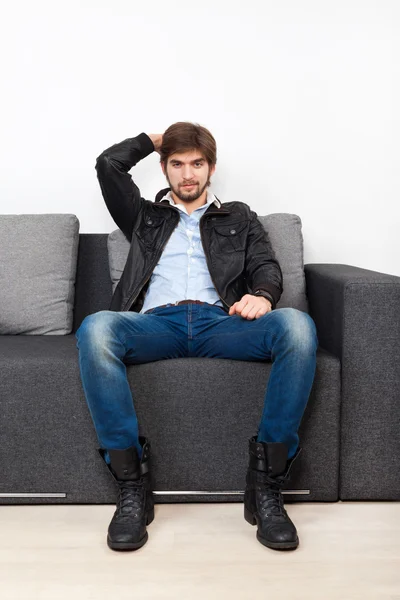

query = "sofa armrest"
[304,263,400,499]
[305,263,400,358]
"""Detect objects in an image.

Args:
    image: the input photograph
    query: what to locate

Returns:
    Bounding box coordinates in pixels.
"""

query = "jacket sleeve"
[95,132,155,241]
[244,210,283,309]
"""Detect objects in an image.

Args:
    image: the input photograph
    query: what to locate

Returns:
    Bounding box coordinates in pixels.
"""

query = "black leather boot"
[98,436,155,551]
[244,434,302,550]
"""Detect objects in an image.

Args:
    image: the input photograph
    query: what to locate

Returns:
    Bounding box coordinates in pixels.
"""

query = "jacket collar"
[154,187,230,214]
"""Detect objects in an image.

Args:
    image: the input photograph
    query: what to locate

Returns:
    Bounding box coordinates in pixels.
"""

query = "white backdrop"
[1,0,399,275]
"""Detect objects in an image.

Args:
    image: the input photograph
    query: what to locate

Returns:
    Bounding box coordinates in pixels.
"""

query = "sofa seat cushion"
[0,336,340,503]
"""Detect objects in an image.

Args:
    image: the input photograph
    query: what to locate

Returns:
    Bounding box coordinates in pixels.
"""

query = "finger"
[236,295,251,309]
[240,302,256,319]
[244,305,259,320]
[229,303,237,315]
[238,297,251,311]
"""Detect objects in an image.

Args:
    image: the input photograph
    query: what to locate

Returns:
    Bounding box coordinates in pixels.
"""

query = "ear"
[160,160,166,176]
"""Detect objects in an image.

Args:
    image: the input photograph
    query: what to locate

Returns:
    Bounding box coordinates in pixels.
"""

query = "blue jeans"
[75,303,318,463]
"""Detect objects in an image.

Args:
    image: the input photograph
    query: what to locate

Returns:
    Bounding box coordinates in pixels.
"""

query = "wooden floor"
[0,501,399,599]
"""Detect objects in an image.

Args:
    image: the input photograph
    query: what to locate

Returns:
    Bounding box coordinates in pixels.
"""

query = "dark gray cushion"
[0,335,340,503]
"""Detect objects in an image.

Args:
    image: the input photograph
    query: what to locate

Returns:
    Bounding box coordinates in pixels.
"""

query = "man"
[75,122,318,553]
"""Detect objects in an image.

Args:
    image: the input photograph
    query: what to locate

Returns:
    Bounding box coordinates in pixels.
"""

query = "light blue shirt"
[140,189,225,314]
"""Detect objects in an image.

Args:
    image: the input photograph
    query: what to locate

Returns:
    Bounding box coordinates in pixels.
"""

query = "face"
[161,150,216,203]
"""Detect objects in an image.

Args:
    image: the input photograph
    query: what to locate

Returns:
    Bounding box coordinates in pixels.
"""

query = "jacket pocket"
[136,215,164,248]
[213,221,248,253]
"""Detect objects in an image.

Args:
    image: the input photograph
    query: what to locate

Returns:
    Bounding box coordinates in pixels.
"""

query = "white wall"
[1,0,399,275]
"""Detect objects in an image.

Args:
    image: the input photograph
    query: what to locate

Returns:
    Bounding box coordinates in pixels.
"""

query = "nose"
[182,165,194,181]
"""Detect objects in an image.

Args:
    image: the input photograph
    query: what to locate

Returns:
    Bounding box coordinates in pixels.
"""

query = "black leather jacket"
[95,132,283,314]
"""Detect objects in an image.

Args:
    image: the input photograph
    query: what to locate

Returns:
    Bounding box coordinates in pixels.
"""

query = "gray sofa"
[1,233,399,505]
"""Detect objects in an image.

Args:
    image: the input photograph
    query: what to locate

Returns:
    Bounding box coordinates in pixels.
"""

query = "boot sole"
[107,506,154,551]
[244,505,299,550]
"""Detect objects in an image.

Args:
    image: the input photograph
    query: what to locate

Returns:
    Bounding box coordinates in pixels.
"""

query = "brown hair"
[160,122,217,168]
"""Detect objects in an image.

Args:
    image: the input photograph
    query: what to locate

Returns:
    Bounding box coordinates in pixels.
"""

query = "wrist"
[259,296,272,307]
[147,133,162,152]
[253,289,274,309]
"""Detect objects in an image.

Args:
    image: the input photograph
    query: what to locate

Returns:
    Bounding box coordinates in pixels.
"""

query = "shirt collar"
[161,189,221,210]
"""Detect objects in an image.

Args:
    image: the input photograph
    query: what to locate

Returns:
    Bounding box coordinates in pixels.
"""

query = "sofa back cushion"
[0,214,80,334]
[108,212,308,313]
[258,213,308,312]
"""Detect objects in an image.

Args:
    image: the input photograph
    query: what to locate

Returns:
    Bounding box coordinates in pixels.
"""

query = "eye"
[171,161,203,167]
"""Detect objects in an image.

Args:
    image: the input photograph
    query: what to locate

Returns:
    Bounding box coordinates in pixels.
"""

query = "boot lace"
[115,479,145,520]
[255,471,288,518]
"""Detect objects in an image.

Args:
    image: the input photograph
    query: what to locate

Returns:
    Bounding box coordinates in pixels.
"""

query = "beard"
[166,175,210,203]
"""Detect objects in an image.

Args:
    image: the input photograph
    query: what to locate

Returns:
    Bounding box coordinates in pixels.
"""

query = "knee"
[274,308,318,353]
[75,311,115,346]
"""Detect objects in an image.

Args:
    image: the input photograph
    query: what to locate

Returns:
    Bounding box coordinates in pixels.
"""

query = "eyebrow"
[170,158,205,164]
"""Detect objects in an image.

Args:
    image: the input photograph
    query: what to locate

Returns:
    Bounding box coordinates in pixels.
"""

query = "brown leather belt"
[145,300,217,313]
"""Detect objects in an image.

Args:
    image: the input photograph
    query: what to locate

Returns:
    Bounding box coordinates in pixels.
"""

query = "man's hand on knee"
[229,294,272,320]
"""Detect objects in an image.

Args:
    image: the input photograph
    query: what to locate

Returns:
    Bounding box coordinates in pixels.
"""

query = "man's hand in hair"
[148,133,163,155]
